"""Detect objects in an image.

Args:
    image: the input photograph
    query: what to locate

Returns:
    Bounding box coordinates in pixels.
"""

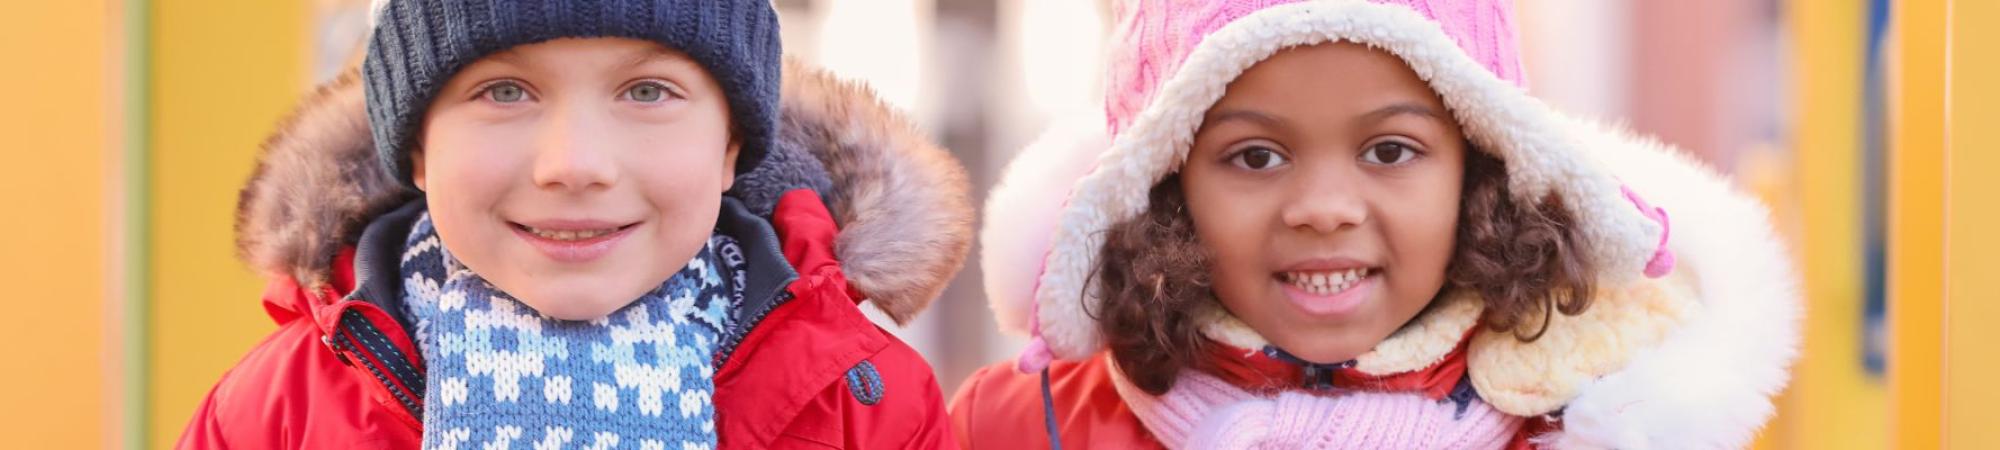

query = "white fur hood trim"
[1024,0,1664,362]
[1528,116,1801,449]
[985,114,1801,450]
[979,1,1800,448]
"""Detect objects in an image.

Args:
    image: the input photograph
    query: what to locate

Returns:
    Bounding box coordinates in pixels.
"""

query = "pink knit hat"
[983,0,1675,374]
[979,3,1808,448]
[1103,0,1525,136]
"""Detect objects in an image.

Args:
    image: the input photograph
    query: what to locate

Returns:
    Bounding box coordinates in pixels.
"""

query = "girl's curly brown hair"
[1091,149,1598,395]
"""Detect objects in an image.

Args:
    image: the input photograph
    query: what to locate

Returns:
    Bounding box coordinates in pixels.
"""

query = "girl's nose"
[1280,165,1367,233]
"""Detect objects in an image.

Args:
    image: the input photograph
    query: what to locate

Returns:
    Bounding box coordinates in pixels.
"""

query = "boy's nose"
[530,106,619,191]
[1281,166,1368,233]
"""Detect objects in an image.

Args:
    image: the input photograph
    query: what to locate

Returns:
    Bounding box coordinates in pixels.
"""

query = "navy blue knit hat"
[363,0,782,188]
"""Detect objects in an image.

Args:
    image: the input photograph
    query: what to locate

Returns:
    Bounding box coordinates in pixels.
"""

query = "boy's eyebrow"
[616,46,690,72]
[483,48,527,66]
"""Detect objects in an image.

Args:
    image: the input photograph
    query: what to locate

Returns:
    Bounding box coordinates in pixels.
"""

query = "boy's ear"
[720,139,741,191]
[410,149,428,192]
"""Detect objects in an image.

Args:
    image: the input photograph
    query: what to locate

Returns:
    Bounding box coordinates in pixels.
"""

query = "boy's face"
[1182,42,1465,363]
[415,37,739,321]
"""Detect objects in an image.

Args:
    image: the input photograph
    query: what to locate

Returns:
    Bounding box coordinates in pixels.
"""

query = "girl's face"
[415,37,739,321]
[1182,42,1466,363]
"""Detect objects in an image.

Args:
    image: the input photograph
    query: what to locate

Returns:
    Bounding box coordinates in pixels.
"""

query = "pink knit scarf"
[1110,367,1523,449]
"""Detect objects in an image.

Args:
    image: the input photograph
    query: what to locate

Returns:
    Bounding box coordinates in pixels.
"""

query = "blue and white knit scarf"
[400,212,743,450]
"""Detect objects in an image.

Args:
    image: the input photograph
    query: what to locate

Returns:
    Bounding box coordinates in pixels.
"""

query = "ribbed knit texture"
[363,0,782,187]
[400,213,743,450]
[1111,370,1523,449]
[1102,0,1524,135]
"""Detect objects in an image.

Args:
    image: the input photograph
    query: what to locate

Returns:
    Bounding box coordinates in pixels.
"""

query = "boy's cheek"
[629,141,736,191]
[428,133,532,185]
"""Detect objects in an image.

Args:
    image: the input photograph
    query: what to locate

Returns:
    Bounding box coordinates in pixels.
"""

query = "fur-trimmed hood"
[988,112,1801,450]
[235,60,973,324]
[980,1,1800,448]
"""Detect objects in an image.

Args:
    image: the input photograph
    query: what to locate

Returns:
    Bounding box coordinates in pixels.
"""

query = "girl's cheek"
[1399,183,1464,290]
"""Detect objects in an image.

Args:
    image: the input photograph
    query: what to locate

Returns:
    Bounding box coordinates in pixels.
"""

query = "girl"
[953,0,1799,448]
[179,0,973,448]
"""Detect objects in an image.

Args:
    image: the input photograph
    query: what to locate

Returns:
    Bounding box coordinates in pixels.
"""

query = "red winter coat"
[948,339,1557,449]
[178,62,974,450]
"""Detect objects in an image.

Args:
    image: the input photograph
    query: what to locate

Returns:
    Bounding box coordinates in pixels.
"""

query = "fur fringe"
[235,61,973,322]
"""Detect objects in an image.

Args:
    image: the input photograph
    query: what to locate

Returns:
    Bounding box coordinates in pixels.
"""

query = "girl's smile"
[1182,41,1467,363]
[1275,259,1379,317]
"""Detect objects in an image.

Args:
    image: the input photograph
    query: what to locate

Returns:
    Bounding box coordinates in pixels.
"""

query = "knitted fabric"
[363,0,782,187]
[400,212,743,450]
[1102,0,1523,135]
[1110,369,1523,449]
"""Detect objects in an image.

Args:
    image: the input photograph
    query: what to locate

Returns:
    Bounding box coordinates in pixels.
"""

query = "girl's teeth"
[1286,268,1370,295]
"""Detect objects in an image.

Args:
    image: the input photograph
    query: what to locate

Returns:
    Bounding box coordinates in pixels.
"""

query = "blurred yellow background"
[2,0,1995,448]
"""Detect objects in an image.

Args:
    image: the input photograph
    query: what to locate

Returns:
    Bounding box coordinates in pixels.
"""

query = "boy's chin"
[514,290,649,321]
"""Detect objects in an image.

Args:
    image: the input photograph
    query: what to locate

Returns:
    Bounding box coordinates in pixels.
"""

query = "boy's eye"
[623,81,677,103]
[1229,145,1290,171]
[483,82,529,103]
[1361,141,1420,165]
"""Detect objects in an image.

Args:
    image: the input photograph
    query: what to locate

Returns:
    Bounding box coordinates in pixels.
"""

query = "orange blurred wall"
[0,1,118,447]
[145,0,305,447]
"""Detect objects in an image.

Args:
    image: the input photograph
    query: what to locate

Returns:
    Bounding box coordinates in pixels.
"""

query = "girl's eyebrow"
[1359,102,1448,126]
[1205,102,1445,134]
[1204,108,1288,132]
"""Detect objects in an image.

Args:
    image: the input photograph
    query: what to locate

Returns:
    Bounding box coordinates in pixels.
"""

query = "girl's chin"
[1261,336,1371,364]
[1256,320,1384,362]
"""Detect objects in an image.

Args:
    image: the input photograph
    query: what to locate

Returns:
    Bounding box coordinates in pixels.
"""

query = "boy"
[179,1,973,448]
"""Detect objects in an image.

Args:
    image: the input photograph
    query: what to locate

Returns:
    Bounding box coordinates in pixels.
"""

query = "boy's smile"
[507,218,643,263]
[414,37,741,321]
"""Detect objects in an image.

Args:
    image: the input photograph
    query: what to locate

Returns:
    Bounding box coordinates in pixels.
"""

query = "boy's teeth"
[528,227,617,241]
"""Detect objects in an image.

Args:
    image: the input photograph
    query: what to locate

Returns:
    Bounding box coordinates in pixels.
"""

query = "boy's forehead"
[479,38,700,70]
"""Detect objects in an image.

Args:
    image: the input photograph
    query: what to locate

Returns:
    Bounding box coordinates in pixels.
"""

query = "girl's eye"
[623,81,678,103]
[1360,141,1421,165]
[482,81,530,103]
[1229,145,1290,171]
